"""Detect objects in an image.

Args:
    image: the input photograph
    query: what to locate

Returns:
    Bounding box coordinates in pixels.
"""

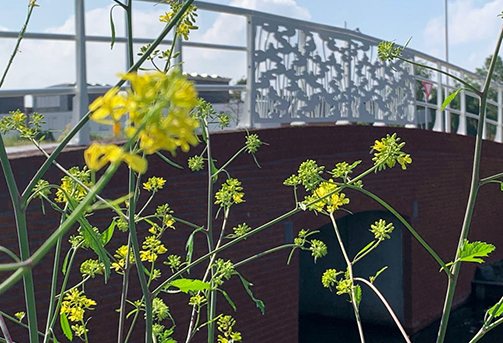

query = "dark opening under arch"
[299,211,404,329]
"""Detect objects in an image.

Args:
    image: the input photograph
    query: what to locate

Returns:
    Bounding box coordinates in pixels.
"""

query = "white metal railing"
[0,0,502,143]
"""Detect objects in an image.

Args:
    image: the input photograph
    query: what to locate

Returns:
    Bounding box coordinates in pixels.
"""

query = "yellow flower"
[159,12,174,23]
[60,289,96,323]
[89,87,127,125]
[140,250,158,263]
[143,176,166,192]
[304,180,350,213]
[84,143,147,174]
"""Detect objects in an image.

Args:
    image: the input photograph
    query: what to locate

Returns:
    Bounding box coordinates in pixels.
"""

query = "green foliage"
[215,178,245,208]
[442,87,463,111]
[369,266,388,284]
[169,279,210,293]
[59,312,72,341]
[453,240,495,265]
[378,41,404,62]
[369,219,394,241]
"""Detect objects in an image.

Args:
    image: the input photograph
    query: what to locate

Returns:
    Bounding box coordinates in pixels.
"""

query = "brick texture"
[1,125,503,341]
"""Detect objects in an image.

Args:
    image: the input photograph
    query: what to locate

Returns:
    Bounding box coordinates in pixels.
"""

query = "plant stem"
[436,25,503,343]
[45,247,79,338]
[123,309,140,343]
[0,133,39,343]
[469,316,503,343]
[0,313,12,343]
[0,1,37,88]
[0,311,56,342]
[398,57,481,96]
[343,183,449,274]
[480,171,503,185]
[42,206,67,343]
[19,0,196,206]
[203,119,217,343]
[234,244,296,268]
[354,277,411,343]
[117,237,132,343]
[330,213,365,343]
[128,170,153,343]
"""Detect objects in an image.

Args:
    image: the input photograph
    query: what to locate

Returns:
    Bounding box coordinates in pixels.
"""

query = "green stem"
[354,277,411,343]
[0,159,121,294]
[123,309,140,343]
[45,247,79,338]
[480,171,503,185]
[398,57,481,96]
[213,147,247,177]
[30,140,124,218]
[0,246,20,263]
[0,313,12,343]
[234,244,296,269]
[81,319,89,343]
[469,315,503,343]
[330,213,365,343]
[0,1,37,88]
[0,133,39,343]
[0,311,57,342]
[352,240,379,265]
[19,0,196,207]
[203,119,217,343]
[42,206,67,343]
[436,25,503,343]
[163,31,179,73]
[344,184,449,274]
[128,169,153,343]
[153,207,300,297]
[117,237,132,343]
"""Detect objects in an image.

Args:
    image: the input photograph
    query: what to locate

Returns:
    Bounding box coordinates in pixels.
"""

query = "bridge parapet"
[0,0,502,142]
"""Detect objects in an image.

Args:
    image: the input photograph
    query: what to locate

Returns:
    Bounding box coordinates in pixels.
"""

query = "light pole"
[444,0,451,132]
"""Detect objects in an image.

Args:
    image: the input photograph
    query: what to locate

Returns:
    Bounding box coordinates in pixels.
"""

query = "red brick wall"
[1,125,503,341]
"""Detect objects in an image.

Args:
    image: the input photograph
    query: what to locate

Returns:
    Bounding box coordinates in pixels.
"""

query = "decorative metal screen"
[251,17,416,125]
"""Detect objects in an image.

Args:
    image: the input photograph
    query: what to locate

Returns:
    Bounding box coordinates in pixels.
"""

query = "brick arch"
[2,125,503,341]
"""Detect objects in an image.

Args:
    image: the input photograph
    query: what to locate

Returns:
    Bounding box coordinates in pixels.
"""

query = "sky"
[1,0,503,89]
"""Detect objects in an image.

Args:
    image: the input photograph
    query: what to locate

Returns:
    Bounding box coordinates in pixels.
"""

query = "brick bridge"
[1,125,503,342]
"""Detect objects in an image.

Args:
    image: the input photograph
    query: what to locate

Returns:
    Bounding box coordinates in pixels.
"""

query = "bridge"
[1,1,503,342]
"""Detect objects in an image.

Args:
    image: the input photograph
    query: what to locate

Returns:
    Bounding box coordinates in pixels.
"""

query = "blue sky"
[1,0,502,89]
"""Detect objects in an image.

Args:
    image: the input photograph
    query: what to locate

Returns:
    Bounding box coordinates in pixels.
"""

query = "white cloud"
[183,0,311,80]
[0,0,310,89]
[422,0,503,67]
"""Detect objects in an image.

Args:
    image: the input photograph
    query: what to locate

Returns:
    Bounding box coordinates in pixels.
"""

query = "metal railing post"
[497,87,503,143]
[174,32,183,71]
[433,62,444,132]
[457,87,467,135]
[242,15,254,128]
[71,0,90,146]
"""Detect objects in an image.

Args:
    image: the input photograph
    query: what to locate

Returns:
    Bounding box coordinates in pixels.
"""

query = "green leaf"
[354,241,375,261]
[77,216,110,283]
[60,312,72,341]
[369,266,388,284]
[109,5,118,49]
[500,182,503,191]
[218,289,237,311]
[169,279,210,293]
[61,249,71,275]
[441,87,463,110]
[126,308,138,319]
[457,240,495,264]
[155,151,184,169]
[486,301,503,321]
[101,220,116,246]
[354,284,362,308]
[236,272,265,314]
